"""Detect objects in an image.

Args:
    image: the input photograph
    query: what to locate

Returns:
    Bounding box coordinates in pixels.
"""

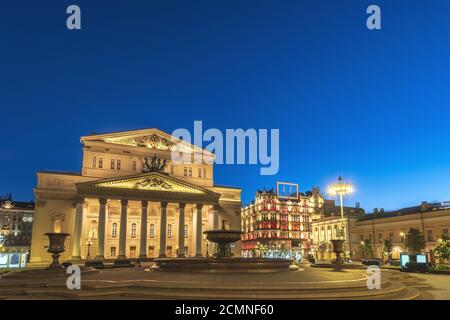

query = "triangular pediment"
[81,128,209,155]
[79,172,208,194]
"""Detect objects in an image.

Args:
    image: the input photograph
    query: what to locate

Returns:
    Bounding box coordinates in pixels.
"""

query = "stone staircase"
[0,269,434,300]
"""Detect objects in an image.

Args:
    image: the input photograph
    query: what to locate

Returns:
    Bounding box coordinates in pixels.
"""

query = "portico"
[72,172,221,260]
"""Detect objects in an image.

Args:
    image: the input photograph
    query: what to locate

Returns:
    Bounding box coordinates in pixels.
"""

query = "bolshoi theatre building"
[30,129,242,263]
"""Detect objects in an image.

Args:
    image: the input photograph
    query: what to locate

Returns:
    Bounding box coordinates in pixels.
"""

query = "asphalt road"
[411,273,450,299]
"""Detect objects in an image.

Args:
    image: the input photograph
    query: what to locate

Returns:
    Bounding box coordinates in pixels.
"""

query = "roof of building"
[357,201,448,221]
[38,170,81,176]
[0,195,35,211]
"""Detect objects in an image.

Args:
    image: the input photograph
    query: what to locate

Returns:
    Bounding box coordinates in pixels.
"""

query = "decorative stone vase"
[330,239,345,264]
[45,233,70,269]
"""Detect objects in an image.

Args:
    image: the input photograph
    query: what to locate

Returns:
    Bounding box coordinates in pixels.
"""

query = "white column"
[177,203,186,257]
[139,201,148,259]
[213,205,220,230]
[71,197,84,260]
[96,198,107,259]
[158,202,168,258]
[118,199,129,259]
[195,204,204,257]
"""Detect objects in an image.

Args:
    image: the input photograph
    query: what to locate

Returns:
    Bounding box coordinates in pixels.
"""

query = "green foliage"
[405,228,425,254]
[435,238,450,263]
[383,239,393,256]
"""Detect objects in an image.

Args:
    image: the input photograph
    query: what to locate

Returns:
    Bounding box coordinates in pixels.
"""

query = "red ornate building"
[241,186,324,259]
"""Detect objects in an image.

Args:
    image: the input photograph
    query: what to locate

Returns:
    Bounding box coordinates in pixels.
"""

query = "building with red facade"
[241,184,324,259]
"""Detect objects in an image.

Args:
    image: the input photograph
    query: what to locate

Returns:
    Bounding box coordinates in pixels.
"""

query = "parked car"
[362,258,383,266]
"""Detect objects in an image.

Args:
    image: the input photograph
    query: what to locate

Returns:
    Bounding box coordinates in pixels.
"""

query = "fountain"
[45,232,70,269]
[203,220,242,258]
[151,221,298,273]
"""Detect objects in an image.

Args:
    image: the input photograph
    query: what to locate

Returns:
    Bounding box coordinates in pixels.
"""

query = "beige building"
[312,201,450,261]
[30,128,241,263]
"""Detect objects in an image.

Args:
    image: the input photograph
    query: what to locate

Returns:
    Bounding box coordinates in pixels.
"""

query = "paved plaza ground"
[1,262,448,299]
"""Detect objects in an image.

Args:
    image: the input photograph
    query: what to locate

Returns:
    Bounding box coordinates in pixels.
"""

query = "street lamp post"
[86,237,92,260]
[327,176,354,260]
[400,231,405,252]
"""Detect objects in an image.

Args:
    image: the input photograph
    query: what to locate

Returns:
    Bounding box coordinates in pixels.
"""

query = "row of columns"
[72,198,217,260]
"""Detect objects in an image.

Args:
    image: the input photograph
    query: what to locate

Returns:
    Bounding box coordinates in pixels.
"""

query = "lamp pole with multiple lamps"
[327,176,354,261]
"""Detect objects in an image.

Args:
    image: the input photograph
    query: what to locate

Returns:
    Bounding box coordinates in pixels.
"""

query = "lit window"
[112,223,117,237]
[168,224,172,238]
[184,224,188,238]
[116,159,121,170]
[92,156,97,168]
[98,157,103,169]
[110,159,115,170]
[132,160,137,171]
[149,224,155,237]
[131,223,137,237]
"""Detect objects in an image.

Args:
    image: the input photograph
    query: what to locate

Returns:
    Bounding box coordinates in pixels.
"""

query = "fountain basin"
[151,257,298,273]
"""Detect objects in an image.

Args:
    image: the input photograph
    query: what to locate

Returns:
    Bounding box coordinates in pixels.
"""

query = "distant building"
[353,201,450,260]
[311,200,450,261]
[0,194,35,251]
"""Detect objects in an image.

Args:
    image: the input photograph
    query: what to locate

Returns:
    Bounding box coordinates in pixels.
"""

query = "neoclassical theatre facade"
[30,129,242,263]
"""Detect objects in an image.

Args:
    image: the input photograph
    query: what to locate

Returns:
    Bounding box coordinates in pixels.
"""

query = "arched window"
[112,223,117,237]
[184,225,188,238]
[149,224,155,238]
[168,224,172,238]
[131,223,137,236]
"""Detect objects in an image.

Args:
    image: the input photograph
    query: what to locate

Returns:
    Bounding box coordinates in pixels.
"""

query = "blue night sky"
[1,1,450,212]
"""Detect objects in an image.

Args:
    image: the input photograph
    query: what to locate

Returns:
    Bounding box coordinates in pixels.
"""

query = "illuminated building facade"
[30,129,241,263]
[0,195,34,251]
[311,201,450,261]
[241,185,324,259]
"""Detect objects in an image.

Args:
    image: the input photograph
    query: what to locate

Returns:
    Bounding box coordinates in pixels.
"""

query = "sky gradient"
[1,1,450,212]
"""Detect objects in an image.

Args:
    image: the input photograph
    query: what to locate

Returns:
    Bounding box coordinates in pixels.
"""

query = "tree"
[435,238,450,263]
[383,239,393,260]
[405,228,425,254]
[361,239,372,258]
[318,242,327,260]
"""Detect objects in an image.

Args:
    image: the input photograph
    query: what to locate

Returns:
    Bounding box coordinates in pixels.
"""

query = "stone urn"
[330,239,345,264]
[45,233,70,269]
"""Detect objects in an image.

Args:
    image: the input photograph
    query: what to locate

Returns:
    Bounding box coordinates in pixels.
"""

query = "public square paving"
[0,263,445,299]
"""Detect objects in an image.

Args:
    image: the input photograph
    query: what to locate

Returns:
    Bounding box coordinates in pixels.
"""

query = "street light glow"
[327,176,355,196]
